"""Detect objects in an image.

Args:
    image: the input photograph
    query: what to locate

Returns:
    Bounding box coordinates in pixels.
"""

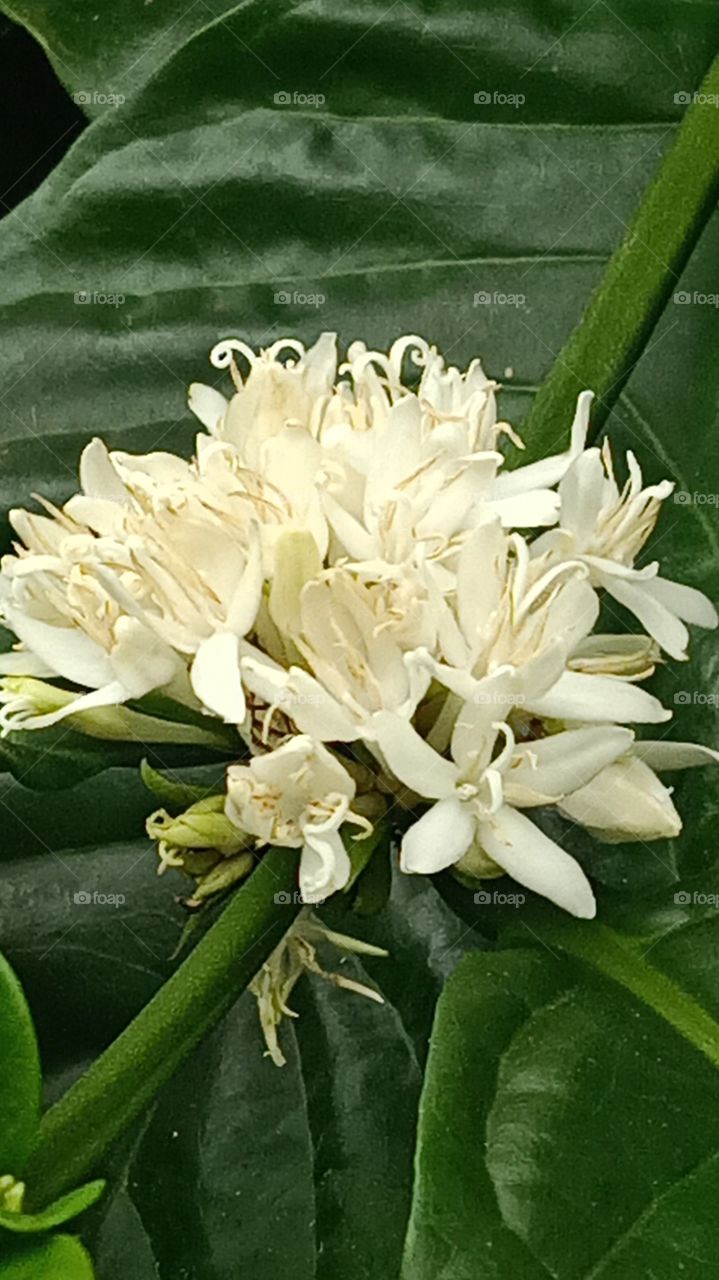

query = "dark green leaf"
[403,945,719,1278]
[0,2,717,530]
[89,870,482,1280]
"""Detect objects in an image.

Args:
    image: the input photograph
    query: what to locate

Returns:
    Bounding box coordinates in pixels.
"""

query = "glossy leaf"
[0,953,40,1174]
[0,2,717,534]
[403,945,719,1278]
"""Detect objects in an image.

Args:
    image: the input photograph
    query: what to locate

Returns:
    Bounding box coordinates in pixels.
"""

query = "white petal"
[494,390,593,496]
[286,670,359,741]
[0,650,57,677]
[188,383,228,434]
[633,740,719,770]
[603,575,689,661]
[450,672,519,772]
[488,490,560,528]
[110,616,178,699]
[300,828,352,903]
[7,681,129,730]
[525,671,670,724]
[3,610,114,690]
[400,796,475,874]
[557,447,605,543]
[191,633,246,723]
[224,533,264,636]
[478,805,596,919]
[504,725,634,807]
[456,519,505,641]
[78,437,128,501]
[642,576,718,630]
[559,757,681,842]
[369,710,458,799]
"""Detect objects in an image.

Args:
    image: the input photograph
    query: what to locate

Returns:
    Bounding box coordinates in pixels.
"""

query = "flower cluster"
[1,334,716,918]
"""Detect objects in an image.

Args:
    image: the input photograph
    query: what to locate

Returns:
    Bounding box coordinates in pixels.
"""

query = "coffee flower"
[0,333,715,928]
[533,442,717,659]
[225,736,370,902]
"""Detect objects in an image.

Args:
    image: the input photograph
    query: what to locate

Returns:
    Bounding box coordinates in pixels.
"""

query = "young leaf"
[0,1182,105,1235]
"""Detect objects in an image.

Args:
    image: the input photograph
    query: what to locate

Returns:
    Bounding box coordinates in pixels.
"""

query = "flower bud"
[147,796,252,857]
[0,1175,25,1213]
[182,852,255,908]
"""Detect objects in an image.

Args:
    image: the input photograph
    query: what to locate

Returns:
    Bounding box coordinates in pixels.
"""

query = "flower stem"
[546,919,719,1071]
[521,53,719,454]
[23,848,299,1209]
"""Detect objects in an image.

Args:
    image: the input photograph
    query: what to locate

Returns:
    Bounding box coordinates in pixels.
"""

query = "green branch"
[521,53,719,455]
[23,849,299,1208]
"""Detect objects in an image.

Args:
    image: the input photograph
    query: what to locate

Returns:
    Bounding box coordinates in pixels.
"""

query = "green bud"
[268,531,321,636]
[0,1175,25,1214]
[147,796,252,857]
[1,677,229,750]
[454,837,504,885]
[182,852,255,908]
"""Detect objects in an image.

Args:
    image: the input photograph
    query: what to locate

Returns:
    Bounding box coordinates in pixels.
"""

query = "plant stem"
[23,848,299,1208]
[520,53,719,455]
[547,919,719,1071]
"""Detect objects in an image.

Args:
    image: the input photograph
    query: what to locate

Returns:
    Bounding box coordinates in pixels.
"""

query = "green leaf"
[89,870,483,1279]
[0,1233,94,1279]
[0,2,717,520]
[23,848,300,1208]
[0,0,238,117]
[0,953,40,1174]
[0,1182,105,1234]
[521,54,719,454]
[139,758,224,812]
[403,945,719,1279]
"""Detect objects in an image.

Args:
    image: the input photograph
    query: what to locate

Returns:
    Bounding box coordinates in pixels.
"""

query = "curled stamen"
[210,338,257,373]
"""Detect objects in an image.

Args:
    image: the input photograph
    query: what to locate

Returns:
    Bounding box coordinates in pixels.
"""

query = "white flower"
[241,570,430,749]
[0,502,182,726]
[0,438,267,726]
[534,442,717,659]
[414,517,669,726]
[373,671,634,917]
[1,330,716,930]
[225,735,368,903]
